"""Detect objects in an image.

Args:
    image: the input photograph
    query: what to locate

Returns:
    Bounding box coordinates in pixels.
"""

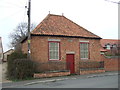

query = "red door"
[66,54,75,74]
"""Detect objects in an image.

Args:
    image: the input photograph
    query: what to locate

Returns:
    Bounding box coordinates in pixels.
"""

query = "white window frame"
[106,44,111,50]
[80,42,89,59]
[48,42,60,60]
[112,44,117,48]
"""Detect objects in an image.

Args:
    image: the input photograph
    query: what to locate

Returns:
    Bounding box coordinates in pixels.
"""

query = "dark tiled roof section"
[100,39,120,47]
[31,14,101,39]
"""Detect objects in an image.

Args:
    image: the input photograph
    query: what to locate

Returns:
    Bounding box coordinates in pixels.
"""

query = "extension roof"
[31,14,101,39]
[100,39,120,47]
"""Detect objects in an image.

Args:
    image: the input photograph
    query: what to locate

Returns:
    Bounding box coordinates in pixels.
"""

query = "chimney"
[49,11,50,14]
[62,13,64,16]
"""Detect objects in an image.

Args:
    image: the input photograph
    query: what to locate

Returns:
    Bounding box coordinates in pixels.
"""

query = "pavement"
[2,71,119,88]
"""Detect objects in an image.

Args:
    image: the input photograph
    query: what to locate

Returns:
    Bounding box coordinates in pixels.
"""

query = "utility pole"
[27,0,31,59]
[105,0,120,4]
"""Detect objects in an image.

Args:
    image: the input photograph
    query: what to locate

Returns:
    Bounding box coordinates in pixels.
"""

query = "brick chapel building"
[21,14,102,74]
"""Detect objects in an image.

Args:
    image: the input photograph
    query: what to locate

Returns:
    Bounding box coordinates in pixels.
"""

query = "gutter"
[21,34,102,43]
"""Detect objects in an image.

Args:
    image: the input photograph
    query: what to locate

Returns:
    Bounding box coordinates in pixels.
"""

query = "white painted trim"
[49,42,60,60]
[48,39,61,41]
[81,58,89,60]
[80,40,89,42]
[66,52,75,54]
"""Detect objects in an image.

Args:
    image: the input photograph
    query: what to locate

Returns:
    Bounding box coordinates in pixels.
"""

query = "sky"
[0,0,119,52]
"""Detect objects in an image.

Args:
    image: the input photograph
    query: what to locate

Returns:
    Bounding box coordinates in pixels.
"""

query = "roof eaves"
[31,34,102,39]
[4,49,14,54]
[20,36,28,43]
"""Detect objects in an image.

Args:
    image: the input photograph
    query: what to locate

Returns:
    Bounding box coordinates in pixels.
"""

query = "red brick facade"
[22,36,101,74]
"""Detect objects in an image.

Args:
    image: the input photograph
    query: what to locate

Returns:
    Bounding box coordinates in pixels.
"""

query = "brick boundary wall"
[34,71,70,78]
[101,55,119,71]
[34,69,106,78]
[80,69,105,75]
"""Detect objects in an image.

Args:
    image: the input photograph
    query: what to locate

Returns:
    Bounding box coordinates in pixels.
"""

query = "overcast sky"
[0,0,119,52]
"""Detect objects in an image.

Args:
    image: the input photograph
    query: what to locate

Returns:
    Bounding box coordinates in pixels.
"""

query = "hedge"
[7,51,35,80]
[13,59,35,79]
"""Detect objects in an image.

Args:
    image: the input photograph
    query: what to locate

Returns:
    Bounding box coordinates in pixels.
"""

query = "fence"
[79,61,105,75]
[34,61,70,73]
[35,61,104,73]
[79,61,104,70]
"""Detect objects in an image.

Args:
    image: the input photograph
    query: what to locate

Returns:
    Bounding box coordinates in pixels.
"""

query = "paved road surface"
[3,74,118,88]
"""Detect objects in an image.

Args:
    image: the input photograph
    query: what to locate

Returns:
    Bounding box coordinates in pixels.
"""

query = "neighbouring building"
[21,14,102,74]
[100,39,120,56]
[3,49,14,62]
[0,37,3,62]
[100,39,120,71]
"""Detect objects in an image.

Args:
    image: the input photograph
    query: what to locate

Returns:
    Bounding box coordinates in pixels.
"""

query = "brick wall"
[101,55,119,71]
[34,71,70,78]
[80,69,105,75]
[21,36,101,74]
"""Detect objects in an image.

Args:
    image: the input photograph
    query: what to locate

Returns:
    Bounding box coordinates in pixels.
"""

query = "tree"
[9,22,36,51]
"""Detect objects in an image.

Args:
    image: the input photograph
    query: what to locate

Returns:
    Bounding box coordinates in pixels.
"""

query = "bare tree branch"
[9,22,36,51]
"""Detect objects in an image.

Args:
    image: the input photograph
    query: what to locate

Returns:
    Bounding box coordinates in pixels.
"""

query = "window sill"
[80,59,89,61]
[81,58,89,60]
[49,59,61,61]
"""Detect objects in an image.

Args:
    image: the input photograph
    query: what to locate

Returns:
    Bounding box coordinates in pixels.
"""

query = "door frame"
[66,53,75,74]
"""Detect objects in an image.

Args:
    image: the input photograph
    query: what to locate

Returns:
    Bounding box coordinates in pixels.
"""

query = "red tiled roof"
[31,14,101,39]
[100,39,120,47]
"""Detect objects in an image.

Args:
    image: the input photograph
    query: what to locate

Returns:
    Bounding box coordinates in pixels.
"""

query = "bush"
[13,59,35,79]
[7,51,35,80]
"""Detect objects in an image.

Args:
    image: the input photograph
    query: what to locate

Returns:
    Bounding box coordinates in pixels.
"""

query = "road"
[3,74,118,88]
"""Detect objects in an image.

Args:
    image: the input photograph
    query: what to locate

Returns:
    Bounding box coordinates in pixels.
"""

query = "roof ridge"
[63,16,101,38]
[31,14,101,39]
[48,14,63,17]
